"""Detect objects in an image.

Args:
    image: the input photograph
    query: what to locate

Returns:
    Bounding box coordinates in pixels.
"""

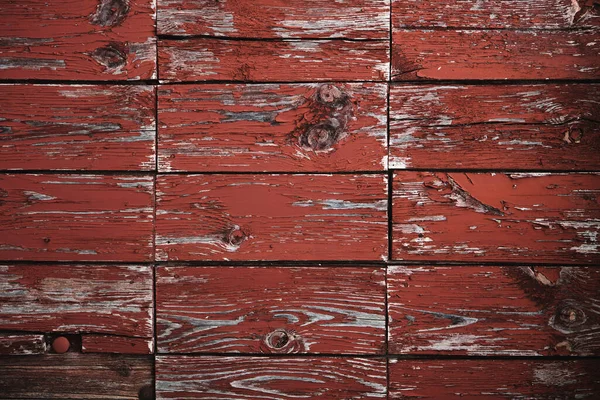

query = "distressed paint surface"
[0,85,156,171]
[0,334,46,355]
[389,84,600,170]
[158,83,388,172]
[156,266,385,354]
[0,174,154,261]
[156,356,387,399]
[82,335,154,355]
[392,172,600,263]
[0,0,156,80]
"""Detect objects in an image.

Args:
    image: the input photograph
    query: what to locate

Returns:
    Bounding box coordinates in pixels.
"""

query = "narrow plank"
[158,83,387,172]
[0,334,46,355]
[156,356,387,399]
[392,30,600,80]
[0,174,154,261]
[391,172,600,263]
[389,359,600,399]
[158,39,389,82]
[0,0,156,80]
[389,84,600,170]
[158,0,389,39]
[82,335,153,354]
[156,174,388,261]
[0,354,153,399]
[0,85,156,171]
[388,266,600,356]
[156,266,385,354]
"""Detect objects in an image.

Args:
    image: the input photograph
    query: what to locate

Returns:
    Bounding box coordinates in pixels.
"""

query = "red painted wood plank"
[392,30,600,80]
[158,0,389,39]
[389,84,600,170]
[0,0,156,80]
[156,266,385,354]
[0,85,156,171]
[392,172,600,263]
[388,266,600,356]
[82,335,153,354]
[0,334,45,355]
[156,356,387,399]
[158,39,389,82]
[158,83,387,172]
[389,359,600,399]
[0,174,154,261]
[156,174,388,261]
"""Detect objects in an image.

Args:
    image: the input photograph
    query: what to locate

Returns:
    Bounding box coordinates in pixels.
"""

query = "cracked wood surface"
[0,85,156,171]
[158,83,387,172]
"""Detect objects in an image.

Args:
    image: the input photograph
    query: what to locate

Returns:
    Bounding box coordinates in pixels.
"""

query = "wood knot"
[91,43,127,71]
[223,225,247,248]
[90,0,130,27]
[549,300,587,334]
[261,329,304,354]
[299,121,340,151]
[563,122,584,144]
[317,84,347,107]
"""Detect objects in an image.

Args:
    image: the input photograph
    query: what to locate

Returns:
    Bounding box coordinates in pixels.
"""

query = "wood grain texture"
[158,83,387,172]
[158,0,389,39]
[156,266,385,354]
[158,39,389,82]
[389,359,600,399]
[392,30,600,80]
[0,354,153,399]
[388,266,600,356]
[156,356,387,399]
[0,174,154,261]
[82,335,153,354]
[0,0,156,80]
[0,334,45,355]
[156,174,388,261]
[0,85,156,171]
[392,172,600,263]
[389,84,600,170]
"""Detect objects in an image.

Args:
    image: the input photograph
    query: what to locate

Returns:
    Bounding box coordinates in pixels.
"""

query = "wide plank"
[0,174,154,261]
[0,334,46,356]
[158,0,389,39]
[388,265,600,356]
[392,30,600,80]
[156,174,388,261]
[158,83,387,172]
[156,266,385,354]
[389,359,600,399]
[0,0,156,80]
[156,356,387,399]
[0,85,156,171]
[158,39,389,82]
[391,172,600,263]
[389,84,600,170]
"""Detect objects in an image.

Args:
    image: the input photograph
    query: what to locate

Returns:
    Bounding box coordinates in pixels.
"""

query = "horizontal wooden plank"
[156,266,385,354]
[156,174,388,261]
[0,354,153,399]
[0,265,153,341]
[158,83,387,172]
[158,39,389,82]
[389,359,600,399]
[0,0,156,80]
[392,172,600,263]
[157,0,389,39]
[0,334,45,355]
[0,174,154,261]
[0,85,156,171]
[82,335,153,354]
[388,265,600,356]
[392,30,600,80]
[156,356,387,399]
[389,84,600,170]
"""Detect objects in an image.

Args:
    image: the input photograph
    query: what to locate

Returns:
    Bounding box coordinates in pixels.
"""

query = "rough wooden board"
[158,83,388,172]
[0,265,153,340]
[0,0,156,80]
[389,359,600,399]
[157,0,389,39]
[388,265,600,356]
[156,356,387,399]
[156,174,388,261]
[391,172,600,263]
[156,266,385,354]
[82,335,153,355]
[0,334,46,356]
[0,174,154,261]
[389,84,600,170]
[0,353,153,399]
[0,85,156,171]
[392,30,600,80]
[158,39,389,82]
